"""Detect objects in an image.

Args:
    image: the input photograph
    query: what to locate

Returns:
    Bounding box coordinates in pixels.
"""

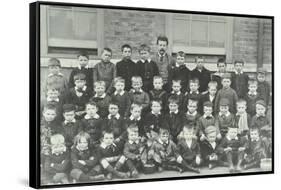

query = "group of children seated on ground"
[40,42,272,185]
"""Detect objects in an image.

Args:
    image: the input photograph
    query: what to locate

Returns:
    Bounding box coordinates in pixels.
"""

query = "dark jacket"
[191,67,211,93]
[69,67,94,92]
[231,72,249,98]
[116,59,136,91]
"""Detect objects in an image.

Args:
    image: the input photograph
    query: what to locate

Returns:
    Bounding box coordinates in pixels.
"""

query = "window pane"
[209,22,225,48]
[191,20,208,47]
[173,19,189,44]
[48,7,97,41]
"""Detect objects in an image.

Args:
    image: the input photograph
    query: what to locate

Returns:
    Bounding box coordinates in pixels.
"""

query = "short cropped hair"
[195,56,205,62]
[102,47,112,55]
[157,35,169,45]
[131,76,143,84]
[77,51,89,59]
[217,58,226,66]
[248,79,258,86]
[114,77,125,85]
[189,78,200,85]
[208,81,218,88]
[74,132,91,146]
[172,80,181,85]
[43,104,57,113]
[130,103,142,111]
[50,134,65,145]
[153,76,163,82]
[167,96,179,105]
[234,59,244,65]
[85,101,98,109]
[139,44,151,53]
[151,99,162,107]
[176,51,185,57]
[236,99,247,106]
[121,44,132,52]
[188,99,199,106]
[94,81,106,88]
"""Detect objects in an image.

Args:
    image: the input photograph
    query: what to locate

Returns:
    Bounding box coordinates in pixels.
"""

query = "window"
[167,14,233,57]
[40,5,104,57]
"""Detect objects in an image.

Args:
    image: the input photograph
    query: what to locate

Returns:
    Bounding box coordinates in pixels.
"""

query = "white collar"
[158,138,169,145]
[187,111,197,116]
[75,86,87,91]
[256,113,266,117]
[171,91,181,95]
[131,89,143,93]
[203,114,213,119]
[48,72,63,77]
[170,110,179,114]
[47,97,59,102]
[64,119,76,124]
[219,111,230,117]
[108,113,120,120]
[94,93,106,98]
[114,90,125,96]
[129,115,141,121]
[189,90,199,94]
[175,62,184,68]
[251,137,260,142]
[51,146,66,155]
[226,135,238,141]
[235,70,243,74]
[158,52,166,57]
[84,114,100,119]
[140,58,151,63]
[151,111,161,116]
[78,65,89,70]
[209,141,216,149]
[248,91,257,96]
[100,142,116,149]
[236,111,246,116]
[128,139,140,144]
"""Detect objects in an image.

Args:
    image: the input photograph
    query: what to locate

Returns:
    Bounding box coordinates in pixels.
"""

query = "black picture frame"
[29,1,274,188]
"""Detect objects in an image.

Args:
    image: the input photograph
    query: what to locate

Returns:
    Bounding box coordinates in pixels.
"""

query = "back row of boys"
[41,35,271,184]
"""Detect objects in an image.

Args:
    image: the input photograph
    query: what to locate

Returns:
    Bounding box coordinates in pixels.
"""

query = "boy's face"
[140,50,150,60]
[85,104,98,116]
[77,137,88,150]
[47,89,59,100]
[157,40,168,54]
[131,107,142,118]
[153,78,163,90]
[257,73,266,82]
[237,103,246,114]
[172,82,181,92]
[132,81,142,90]
[169,102,179,112]
[101,50,112,62]
[222,78,231,88]
[207,132,217,143]
[160,131,169,143]
[248,84,258,93]
[196,58,204,69]
[63,111,75,121]
[108,104,119,116]
[51,142,66,154]
[78,55,89,67]
[204,106,213,116]
[75,80,86,89]
[115,82,125,91]
[256,104,266,115]
[219,105,229,113]
[151,102,161,113]
[103,133,114,145]
[128,131,139,141]
[176,56,185,65]
[208,86,217,96]
[250,130,259,140]
[183,128,194,140]
[190,82,199,92]
[43,109,57,122]
[49,65,60,75]
[188,102,197,113]
[94,85,106,95]
[234,63,243,73]
[228,128,238,139]
[122,47,132,59]
[217,62,226,73]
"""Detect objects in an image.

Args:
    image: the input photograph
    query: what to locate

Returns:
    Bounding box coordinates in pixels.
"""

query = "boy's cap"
[219,98,229,106]
[74,73,86,81]
[221,73,231,79]
[48,58,61,67]
[63,104,76,112]
[256,100,266,107]
[205,126,217,135]
[203,101,213,107]
[257,67,267,74]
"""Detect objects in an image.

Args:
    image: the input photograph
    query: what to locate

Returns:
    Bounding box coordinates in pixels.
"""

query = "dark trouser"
[162,160,182,172]
[70,165,102,182]
[226,150,244,167]
[125,159,143,172]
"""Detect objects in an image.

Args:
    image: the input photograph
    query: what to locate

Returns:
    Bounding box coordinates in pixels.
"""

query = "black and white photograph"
[29,1,274,188]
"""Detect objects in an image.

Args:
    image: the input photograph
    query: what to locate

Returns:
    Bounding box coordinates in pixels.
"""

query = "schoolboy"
[126,103,145,138]
[43,134,70,184]
[80,101,103,148]
[199,81,218,114]
[90,81,112,118]
[250,100,270,132]
[231,59,249,99]
[149,76,168,112]
[235,99,251,137]
[65,73,92,119]
[214,73,238,114]
[218,126,247,172]
[69,51,94,92]
[135,44,159,92]
[256,68,271,106]
[129,76,150,111]
[70,132,104,182]
[245,79,262,116]
[43,58,68,96]
[185,99,201,128]
[116,44,136,91]
[185,78,202,108]
[98,130,129,179]
[216,98,236,138]
[168,80,185,112]
[111,77,131,118]
[169,51,190,93]
[93,48,116,93]
[211,58,227,90]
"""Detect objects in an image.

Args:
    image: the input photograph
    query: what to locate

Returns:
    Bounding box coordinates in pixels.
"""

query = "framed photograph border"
[29,1,274,189]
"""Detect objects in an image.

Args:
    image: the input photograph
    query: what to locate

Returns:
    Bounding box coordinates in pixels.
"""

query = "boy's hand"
[200,135,206,141]
[238,147,246,152]
[217,133,222,139]
[50,163,55,167]
[89,156,94,160]
[78,160,86,165]
[135,155,141,160]
[177,156,183,163]
[115,138,120,142]
[195,156,201,165]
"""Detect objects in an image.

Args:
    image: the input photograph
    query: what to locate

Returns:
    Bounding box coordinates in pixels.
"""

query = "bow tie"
[206,116,213,119]
[65,121,75,125]
[134,91,142,95]
[106,144,116,151]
